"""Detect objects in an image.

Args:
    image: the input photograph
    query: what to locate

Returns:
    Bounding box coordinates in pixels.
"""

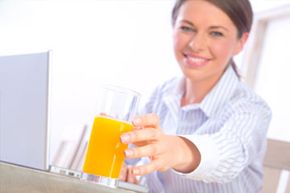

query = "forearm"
[176,133,247,183]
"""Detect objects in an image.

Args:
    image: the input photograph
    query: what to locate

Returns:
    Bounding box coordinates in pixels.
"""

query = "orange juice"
[82,115,132,178]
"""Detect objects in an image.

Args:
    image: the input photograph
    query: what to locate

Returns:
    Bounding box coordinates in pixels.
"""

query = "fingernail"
[133,118,141,126]
[133,168,140,175]
[120,134,130,144]
[125,149,133,157]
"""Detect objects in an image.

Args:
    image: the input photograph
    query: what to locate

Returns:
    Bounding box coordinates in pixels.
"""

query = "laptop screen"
[0,51,50,170]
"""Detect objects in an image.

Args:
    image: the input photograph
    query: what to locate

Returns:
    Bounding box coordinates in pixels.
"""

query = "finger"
[127,166,138,184]
[133,113,160,128]
[131,159,164,176]
[119,164,127,181]
[121,128,162,144]
[124,144,159,159]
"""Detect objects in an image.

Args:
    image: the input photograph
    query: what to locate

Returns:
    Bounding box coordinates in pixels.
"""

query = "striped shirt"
[139,66,272,193]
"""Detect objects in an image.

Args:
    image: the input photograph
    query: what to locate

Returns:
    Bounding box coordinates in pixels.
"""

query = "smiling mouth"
[183,54,210,68]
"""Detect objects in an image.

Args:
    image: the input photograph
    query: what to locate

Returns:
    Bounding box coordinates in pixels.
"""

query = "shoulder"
[140,77,180,113]
[149,77,181,98]
[224,81,272,119]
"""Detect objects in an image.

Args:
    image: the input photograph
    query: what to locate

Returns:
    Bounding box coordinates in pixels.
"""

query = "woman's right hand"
[120,114,200,176]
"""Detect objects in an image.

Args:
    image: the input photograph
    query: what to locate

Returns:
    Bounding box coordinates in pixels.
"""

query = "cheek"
[211,41,236,62]
[173,32,191,54]
[173,32,181,50]
[173,32,185,58]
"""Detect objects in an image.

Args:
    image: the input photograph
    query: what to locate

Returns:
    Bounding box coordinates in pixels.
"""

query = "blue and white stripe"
[140,65,272,193]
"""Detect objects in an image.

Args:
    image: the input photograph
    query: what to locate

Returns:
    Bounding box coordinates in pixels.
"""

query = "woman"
[120,0,272,192]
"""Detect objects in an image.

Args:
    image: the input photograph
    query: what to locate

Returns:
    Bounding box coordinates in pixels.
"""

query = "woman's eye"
[210,31,223,37]
[180,26,193,33]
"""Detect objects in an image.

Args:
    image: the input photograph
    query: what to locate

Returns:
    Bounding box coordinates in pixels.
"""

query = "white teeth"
[188,57,206,64]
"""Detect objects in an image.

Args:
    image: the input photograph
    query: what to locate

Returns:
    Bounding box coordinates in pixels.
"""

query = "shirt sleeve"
[173,107,271,183]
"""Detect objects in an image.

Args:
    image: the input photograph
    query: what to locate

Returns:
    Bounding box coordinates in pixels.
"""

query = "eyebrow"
[179,20,229,32]
[209,26,229,32]
[179,20,194,27]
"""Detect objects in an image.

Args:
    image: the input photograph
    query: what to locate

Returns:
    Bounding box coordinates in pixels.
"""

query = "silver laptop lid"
[0,51,50,170]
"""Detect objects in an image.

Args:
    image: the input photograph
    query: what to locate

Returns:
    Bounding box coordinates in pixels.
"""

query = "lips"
[183,53,210,68]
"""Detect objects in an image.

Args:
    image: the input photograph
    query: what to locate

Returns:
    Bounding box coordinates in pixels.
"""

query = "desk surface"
[0,162,144,193]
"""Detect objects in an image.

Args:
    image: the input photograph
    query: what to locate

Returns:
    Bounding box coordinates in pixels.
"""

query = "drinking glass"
[82,85,140,182]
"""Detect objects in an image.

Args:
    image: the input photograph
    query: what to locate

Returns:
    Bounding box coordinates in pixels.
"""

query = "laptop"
[0,51,50,171]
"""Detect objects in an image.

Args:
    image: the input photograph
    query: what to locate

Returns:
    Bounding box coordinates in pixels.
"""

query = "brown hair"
[171,0,253,77]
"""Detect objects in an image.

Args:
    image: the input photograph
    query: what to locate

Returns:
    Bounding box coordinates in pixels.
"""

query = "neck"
[181,77,218,107]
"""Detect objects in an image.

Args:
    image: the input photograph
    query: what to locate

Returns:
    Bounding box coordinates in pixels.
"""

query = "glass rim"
[100,84,141,97]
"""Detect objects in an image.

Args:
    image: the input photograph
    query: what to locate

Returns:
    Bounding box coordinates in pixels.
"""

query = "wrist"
[173,136,201,173]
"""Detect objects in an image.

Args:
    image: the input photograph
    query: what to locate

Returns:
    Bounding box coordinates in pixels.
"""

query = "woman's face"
[173,0,248,84]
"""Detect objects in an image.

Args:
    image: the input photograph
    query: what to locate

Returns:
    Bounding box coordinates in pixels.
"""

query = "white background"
[0,0,289,158]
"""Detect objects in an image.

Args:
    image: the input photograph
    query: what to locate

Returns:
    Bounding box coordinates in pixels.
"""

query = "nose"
[188,33,206,51]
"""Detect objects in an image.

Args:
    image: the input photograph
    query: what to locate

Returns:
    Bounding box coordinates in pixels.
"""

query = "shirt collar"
[167,65,240,117]
[199,65,240,117]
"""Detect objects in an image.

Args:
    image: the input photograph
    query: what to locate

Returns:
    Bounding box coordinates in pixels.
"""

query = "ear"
[233,32,249,55]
